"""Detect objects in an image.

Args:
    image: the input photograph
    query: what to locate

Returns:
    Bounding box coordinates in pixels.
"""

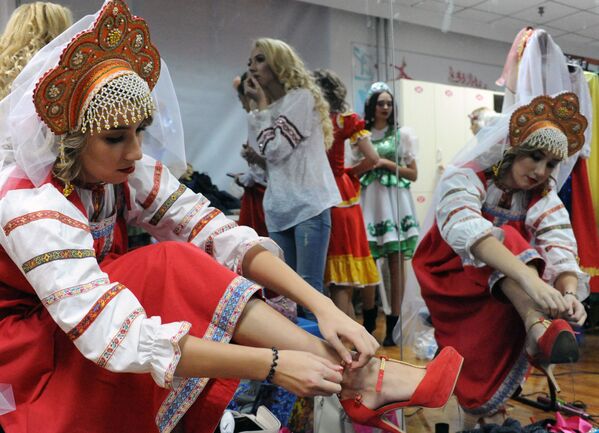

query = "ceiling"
[299,0,599,59]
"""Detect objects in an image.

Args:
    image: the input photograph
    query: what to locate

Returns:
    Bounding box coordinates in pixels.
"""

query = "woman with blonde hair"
[0,1,72,99]
[245,38,340,319]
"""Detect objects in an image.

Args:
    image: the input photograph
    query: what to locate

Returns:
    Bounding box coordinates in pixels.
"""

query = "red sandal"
[528,317,579,364]
[340,346,464,433]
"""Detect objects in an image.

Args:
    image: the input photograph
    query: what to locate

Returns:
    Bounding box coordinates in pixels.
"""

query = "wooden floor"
[368,314,599,432]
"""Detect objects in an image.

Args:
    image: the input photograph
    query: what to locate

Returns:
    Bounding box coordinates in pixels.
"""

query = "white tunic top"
[435,166,589,297]
[247,88,341,232]
[0,155,281,389]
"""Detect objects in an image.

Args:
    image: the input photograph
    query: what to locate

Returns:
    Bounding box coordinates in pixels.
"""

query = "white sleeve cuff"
[139,317,191,388]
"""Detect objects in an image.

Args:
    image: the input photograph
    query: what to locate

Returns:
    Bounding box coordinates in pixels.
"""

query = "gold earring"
[492,160,503,177]
[59,136,73,197]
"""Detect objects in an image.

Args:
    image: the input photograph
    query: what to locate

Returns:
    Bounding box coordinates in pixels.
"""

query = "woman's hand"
[562,294,586,325]
[555,272,586,325]
[519,270,570,318]
[273,350,344,397]
[315,301,379,370]
[244,76,268,109]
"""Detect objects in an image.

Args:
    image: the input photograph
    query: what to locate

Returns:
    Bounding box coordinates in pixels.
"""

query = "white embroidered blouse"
[247,88,341,232]
[435,166,589,297]
[0,154,281,388]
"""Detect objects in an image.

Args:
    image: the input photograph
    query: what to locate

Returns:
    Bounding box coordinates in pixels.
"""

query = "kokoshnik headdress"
[0,0,186,189]
[508,92,587,160]
[34,0,159,135]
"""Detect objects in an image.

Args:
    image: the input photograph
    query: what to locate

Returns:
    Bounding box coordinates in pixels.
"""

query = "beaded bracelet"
[564,291,578,300]
[265,347,279,383]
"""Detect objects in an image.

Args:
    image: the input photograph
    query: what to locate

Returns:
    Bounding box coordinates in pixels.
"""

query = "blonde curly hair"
[253,38,333,150]
[0,2,72,100]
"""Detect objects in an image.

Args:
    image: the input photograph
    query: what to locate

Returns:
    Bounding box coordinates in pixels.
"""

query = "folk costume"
[324,112,379,287]
[0,2,280,432]
[412,93,589,416]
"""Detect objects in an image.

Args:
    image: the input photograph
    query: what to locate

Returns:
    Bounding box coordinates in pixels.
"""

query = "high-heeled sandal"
[528,317,579,364]
[340,346,464,433]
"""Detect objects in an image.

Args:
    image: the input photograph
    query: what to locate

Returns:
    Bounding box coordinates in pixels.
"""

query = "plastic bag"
[413,327,438,360]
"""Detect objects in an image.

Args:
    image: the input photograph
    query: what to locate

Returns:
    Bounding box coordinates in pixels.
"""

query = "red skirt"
[0,242,260,433]
[238,185,268,237]
[325,171,379,287]
[413,225,540,415]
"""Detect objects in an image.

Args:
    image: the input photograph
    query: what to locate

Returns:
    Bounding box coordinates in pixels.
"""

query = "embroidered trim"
[488,249,542,290]
[67,283,125,341]
[257,127,275,154]
[22,248,95,273]
[536,223,572,236]
[4,210,90,236]
[481,203,527,222]
[42,277,110,306]
[149,184,186,226]
[142,161,163,209]
[463,352,529,416]
[91,220,115,240]
[202,222,237,256]
[187,208,221,242]
[173,197,208,235]
[156,277,260,433]
[544,244,577,256]
[440,187,481,203]
[441,205,481,231]
[530,204,564,230]
[96,307,145,367]
[258,115,304,154]
[163,322,192,388]
[233,239,263,275]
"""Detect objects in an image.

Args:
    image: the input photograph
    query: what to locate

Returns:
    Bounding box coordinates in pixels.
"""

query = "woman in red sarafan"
[413,92,588,424]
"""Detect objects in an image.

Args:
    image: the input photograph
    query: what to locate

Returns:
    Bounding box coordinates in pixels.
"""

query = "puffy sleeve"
[436,168,504,266]
[0,184,189,388]
[526,190,589,298]
[127,155,282,274]
[344,113,370,145]
[247,89,314,163]
[399,127,419,165]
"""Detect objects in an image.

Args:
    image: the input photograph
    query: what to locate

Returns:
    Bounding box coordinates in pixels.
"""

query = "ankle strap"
[375,355,389,393]
[527,317,551,334]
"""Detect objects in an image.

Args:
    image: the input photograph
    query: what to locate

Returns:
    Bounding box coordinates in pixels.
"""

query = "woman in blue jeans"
[245,38,340,318]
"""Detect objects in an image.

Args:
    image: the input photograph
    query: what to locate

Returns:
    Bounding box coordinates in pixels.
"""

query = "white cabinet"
[395,79,501,224]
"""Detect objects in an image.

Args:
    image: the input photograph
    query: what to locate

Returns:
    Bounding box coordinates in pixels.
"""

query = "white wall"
[7,0,512,189]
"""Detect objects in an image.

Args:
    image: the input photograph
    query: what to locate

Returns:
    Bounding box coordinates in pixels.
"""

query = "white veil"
[0,1,186,189]
[395,28,592,347]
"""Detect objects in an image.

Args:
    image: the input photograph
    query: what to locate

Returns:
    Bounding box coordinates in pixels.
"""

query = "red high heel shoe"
[528,318,579,364]
[340,346,464,433]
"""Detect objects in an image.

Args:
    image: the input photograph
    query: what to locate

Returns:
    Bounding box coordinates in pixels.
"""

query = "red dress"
[238,184,268,237]
[0,156,274,433]
[324,113,379,287]
[413,168,585,416]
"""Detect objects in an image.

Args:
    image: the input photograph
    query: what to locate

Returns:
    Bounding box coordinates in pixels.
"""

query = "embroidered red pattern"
[531,204,565,230]
[67,283,126,341]
[187,208,221,242]
[96,306,145,367]
[141,161,163,209]
[4,210,90,236]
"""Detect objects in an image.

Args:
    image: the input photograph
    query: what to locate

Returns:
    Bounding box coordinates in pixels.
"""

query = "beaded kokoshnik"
[33,0,160,136]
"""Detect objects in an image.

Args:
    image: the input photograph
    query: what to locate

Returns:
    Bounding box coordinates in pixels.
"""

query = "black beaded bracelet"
[265,347,279,383]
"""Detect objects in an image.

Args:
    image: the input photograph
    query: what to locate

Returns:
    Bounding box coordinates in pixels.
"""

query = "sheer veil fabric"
[0,0,186,190]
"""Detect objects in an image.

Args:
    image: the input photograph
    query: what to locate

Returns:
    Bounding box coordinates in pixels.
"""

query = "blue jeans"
[269,209,332,320]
